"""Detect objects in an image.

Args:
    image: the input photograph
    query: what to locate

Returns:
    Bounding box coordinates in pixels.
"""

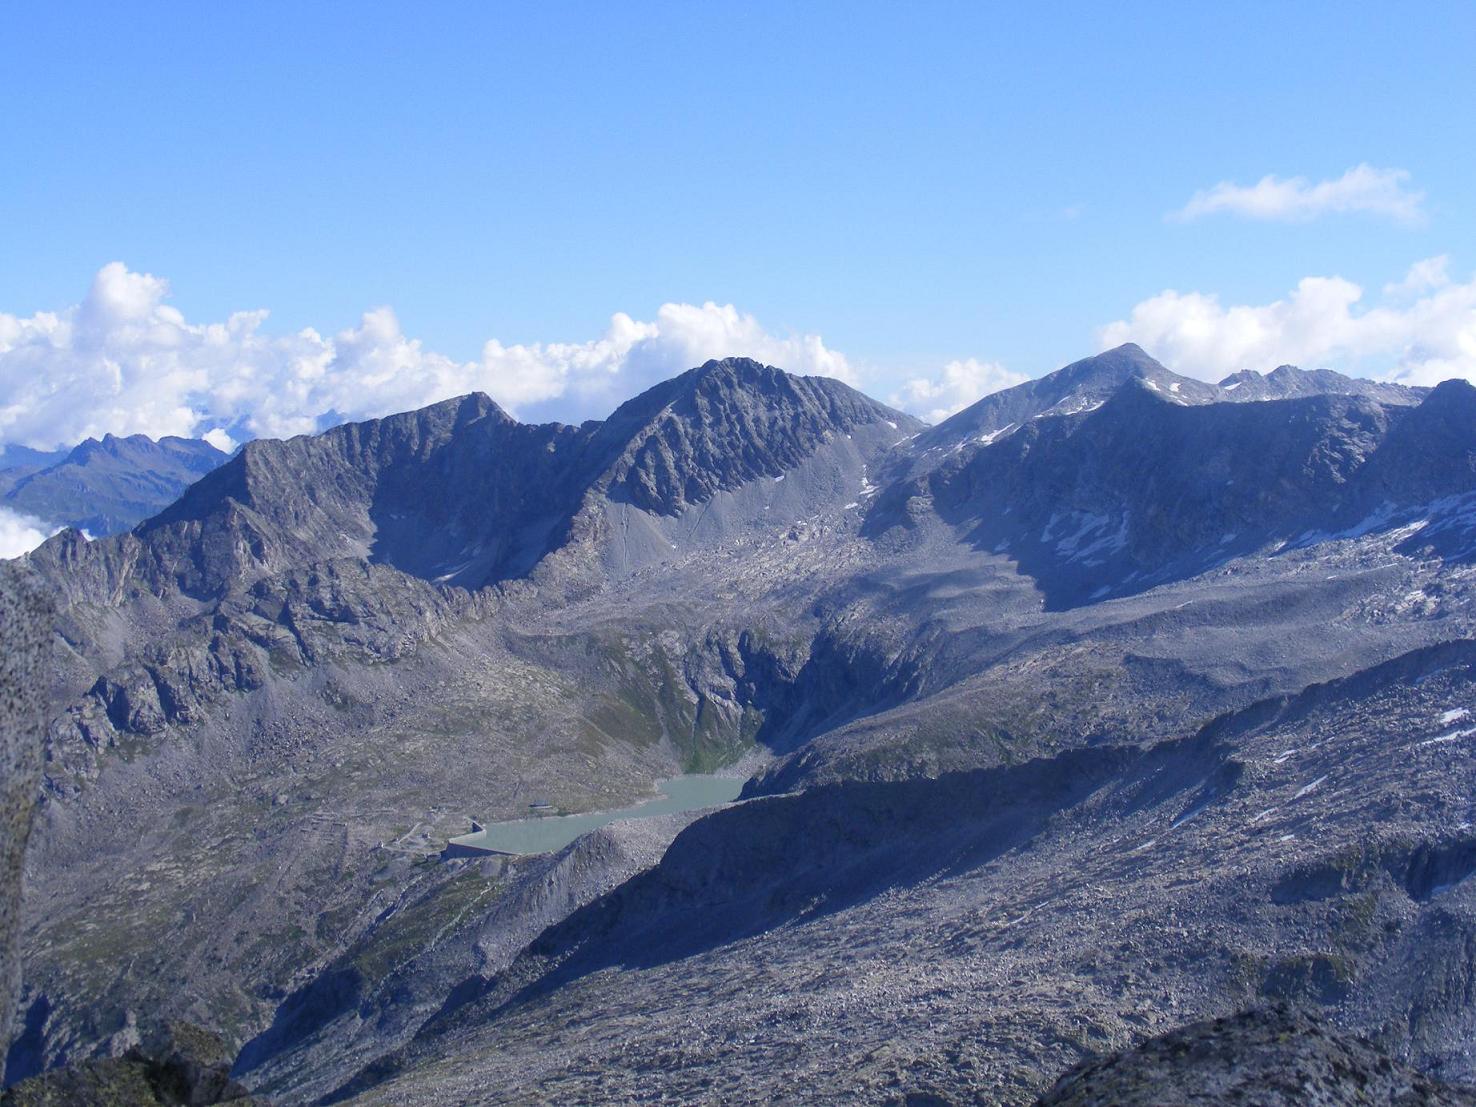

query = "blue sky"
[2,0,1474,444]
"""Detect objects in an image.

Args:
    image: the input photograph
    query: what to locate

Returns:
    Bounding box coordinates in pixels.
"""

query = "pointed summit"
[916,344,1216,452]
[594,358,919,515]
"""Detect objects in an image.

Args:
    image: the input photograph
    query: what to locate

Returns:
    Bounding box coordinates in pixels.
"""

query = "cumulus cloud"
[0,507,59,559]
[1384,254,1450,299]
[479,301,858,422]
[1170,164,1426,226]
[0,263,857,450]
[889,358,1029,424]
[1098,257,1476,386]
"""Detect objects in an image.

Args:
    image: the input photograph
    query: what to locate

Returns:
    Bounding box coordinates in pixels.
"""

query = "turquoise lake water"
[448,775,745,856]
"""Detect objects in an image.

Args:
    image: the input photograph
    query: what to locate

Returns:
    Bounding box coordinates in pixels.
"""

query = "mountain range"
[7,346,1476,1105]
[0,434,227,536]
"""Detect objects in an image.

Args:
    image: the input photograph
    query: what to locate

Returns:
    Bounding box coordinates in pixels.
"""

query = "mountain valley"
[6,348,1476,1104]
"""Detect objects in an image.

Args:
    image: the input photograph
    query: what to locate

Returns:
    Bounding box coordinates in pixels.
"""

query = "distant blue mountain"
[0,433,228,535]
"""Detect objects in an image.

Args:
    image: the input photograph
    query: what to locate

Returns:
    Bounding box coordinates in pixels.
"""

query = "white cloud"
[0,263,858,450]
[1384,254,1449,299]
[0,506,59,559]
[1170,164,1426,226]
[201,428,237,453]
[479,301,858,422]
[1098,257,1476,387]
[889,358,1029,424]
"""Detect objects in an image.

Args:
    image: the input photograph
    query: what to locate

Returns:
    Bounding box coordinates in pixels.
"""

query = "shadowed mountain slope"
[868,379,1476,607]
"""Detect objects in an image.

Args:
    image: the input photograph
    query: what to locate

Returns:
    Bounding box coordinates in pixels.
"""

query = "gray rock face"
[1035,1005,1476,1107]
[0,435,227,536]
[595,359,908,514]
[0,566,53,1084]
[233,816,696,1103]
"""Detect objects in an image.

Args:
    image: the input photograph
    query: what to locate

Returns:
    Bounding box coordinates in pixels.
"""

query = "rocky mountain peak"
[1219,363,1426,405]
[1054,342,1166,386]
[915,343,1216,453]
[595,359,917,516]
[688,355,795,389]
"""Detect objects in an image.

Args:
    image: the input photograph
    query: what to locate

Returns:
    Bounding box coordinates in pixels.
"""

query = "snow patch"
[1440,708,1469,725]
[1045,510,1128,563]
[1418,726,1476,747]
[433,560,474,583]
[976,423,1017,446]
[1292,775,1327,800]
[1048,399,1104,418]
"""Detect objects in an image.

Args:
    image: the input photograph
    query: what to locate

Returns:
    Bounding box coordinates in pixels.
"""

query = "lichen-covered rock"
[1035,1005,1476,1107]
[0,1021,261,1105]
[0,564,53,1081]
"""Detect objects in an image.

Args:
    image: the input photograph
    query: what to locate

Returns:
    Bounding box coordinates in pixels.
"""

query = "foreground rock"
[0,1023,261,1105]
[0,565,52,1081]
[1036,1005,1476,1107]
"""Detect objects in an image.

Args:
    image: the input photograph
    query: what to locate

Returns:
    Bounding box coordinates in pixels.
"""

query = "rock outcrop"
[1035,1005,1476,1107]
[1,1022,261,1105]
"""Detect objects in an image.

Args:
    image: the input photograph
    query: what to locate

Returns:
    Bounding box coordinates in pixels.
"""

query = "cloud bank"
[889,358,1029,424]
[1171,164,1425,226]
[28,257,1471,456]
[1098,257,1476,386]
[0,507,58,559]
[0,264,860,450]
